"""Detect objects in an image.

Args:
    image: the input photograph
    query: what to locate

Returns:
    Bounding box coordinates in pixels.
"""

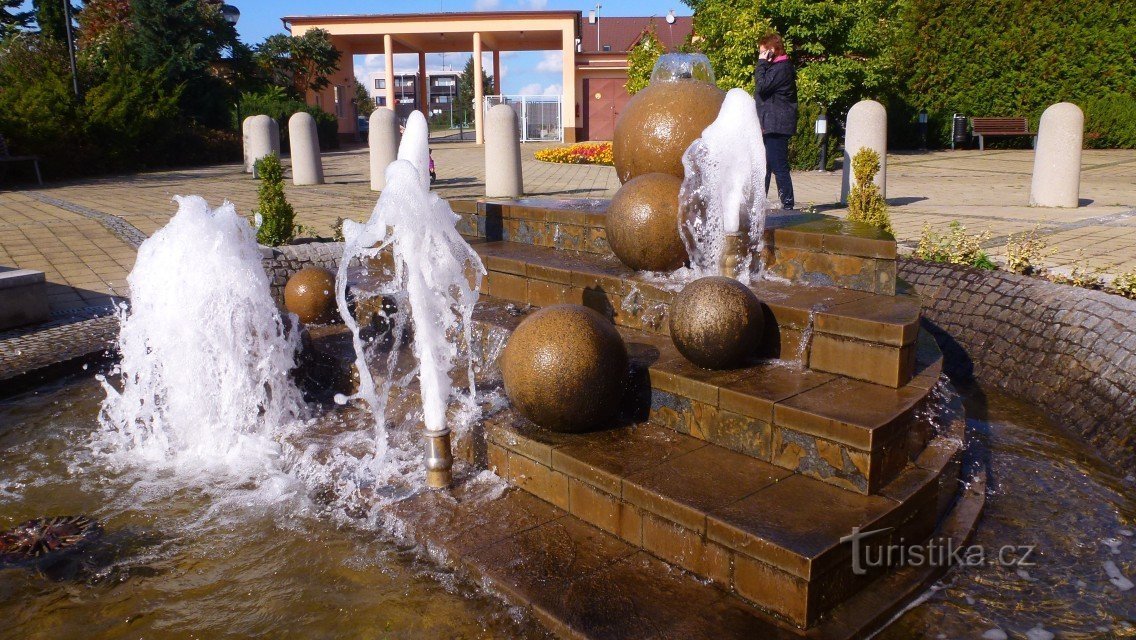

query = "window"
[434,77,455,87]
[376,96,386,106]
[435,95,450,104]
[602,44,611,52]
[334,85,343,117]
[376,79,386,89]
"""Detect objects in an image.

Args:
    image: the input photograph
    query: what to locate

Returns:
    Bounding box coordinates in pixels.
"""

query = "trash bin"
[952,114,969,150]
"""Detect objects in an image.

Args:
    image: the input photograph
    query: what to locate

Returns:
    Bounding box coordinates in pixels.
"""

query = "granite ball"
[612,80,726,184]
[284,267,337,324]
[606,173,688,272]
[669,276,764,369]
[501,304,629,433]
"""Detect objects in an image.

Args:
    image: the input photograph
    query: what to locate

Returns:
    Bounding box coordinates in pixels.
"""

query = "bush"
[253,153,298,246]
[235,87,340,152]
[789,102,838,170]
[914,222,996,269]
[846,148,892,234]
[1004,226,1053,275]
[1083,92,1136,149]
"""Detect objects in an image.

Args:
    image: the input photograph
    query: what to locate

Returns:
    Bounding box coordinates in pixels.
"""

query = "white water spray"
[97,196,304,472]
[679,88,769,282]
[335,111,486,463]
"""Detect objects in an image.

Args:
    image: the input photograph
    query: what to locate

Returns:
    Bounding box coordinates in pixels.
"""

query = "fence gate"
[484,95,563,142]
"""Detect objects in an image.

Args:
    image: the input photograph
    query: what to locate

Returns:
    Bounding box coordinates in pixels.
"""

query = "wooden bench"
[970,117,1035,151]
[0,134,43,185]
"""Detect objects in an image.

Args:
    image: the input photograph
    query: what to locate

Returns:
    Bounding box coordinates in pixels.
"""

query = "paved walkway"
[0,143,1133,378]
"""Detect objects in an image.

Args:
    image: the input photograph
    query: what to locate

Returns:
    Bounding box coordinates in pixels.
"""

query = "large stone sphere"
[669,277,764,369]
[606,173,688,272]
[284,266,337,324]
[501,304,629,433]
[613,80,726,184]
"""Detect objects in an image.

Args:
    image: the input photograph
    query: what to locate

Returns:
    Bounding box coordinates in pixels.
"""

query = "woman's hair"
[758,32,786,56]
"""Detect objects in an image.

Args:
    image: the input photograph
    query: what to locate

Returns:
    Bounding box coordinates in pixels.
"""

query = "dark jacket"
[755,58,798,136]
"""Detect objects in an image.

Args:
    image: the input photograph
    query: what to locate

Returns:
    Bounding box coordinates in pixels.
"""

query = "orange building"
[281,10,693,143]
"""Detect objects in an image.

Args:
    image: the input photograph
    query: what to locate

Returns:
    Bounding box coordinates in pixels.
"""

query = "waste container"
[952,114,969,150]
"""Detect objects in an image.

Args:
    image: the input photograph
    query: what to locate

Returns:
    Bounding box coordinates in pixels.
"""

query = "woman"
[754,32,798,210]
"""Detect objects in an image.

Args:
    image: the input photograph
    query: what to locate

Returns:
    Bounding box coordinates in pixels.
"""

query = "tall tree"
[354,79,375,118]
[455,55,492,127]
[1,0,33,39]
[625,21,664,95]
[685,0,770,93]
[255,28,341,99]
[34,0,80,42]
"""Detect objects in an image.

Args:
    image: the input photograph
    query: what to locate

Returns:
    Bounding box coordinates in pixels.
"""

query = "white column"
[288,112,324,186]
[473,32,484,145]
[1029,102,1083,208]
[485,104,523,197]
[840,99,888,203]
[561,28,576,142]
[384,34,396,112]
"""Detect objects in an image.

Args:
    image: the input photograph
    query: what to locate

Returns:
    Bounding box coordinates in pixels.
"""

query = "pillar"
[492,50,501,94]
[840,99,887,203]
[485,104,522,197]
[288,112,324,186]
[561,28,576,142]
[473,32,484,145]
[1029,102,1083,208]
[418,51,428,114]
[245,115,280,175]
[369,108,400,191]
[384,34,396,112]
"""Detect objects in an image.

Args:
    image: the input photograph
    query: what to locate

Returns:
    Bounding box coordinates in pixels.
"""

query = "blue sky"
[17,1,688,96]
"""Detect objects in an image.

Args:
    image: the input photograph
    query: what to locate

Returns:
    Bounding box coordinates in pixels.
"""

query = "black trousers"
[763,133,794,209]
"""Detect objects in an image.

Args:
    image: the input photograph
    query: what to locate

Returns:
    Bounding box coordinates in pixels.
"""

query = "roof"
[577,15,693,54]
[283,10,581,24]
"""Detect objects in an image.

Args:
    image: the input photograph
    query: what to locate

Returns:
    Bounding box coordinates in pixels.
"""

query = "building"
[367,70,461,125]
[281,10,694,143]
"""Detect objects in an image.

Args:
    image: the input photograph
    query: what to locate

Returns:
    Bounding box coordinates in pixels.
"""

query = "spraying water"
[335,111,486,465]
[97,196,304,472]
[679,88,769,283]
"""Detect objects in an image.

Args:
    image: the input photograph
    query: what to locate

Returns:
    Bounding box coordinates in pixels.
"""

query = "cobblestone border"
[25,191,149,248]
[0,313,119,382]
[898,258,1136,471]
[263,242,347,303]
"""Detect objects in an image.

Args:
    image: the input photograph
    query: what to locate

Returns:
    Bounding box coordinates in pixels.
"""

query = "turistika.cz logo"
[840,526,1037,576]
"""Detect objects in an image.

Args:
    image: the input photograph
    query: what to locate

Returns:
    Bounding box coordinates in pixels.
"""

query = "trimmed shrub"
[253,153,298,247]
[846,148,892,234]
[1083,92,1136,150]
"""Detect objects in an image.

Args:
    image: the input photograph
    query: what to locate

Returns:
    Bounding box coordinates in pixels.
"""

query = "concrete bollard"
[369,108,400,191]
[840,100,887,203]
[484,104,523,198]
[245,114,280,175]
[1030,102,1083,208]
[288,112,324,186]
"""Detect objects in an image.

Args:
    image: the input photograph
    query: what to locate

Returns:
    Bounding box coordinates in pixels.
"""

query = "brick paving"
[0,143,1133,379]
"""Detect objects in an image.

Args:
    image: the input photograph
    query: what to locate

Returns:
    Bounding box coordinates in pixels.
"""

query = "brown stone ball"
[501,304,629,433]
[612,80,726,184]
[284,266,338,325]
[669,277,764,369]
[605,173,688,272]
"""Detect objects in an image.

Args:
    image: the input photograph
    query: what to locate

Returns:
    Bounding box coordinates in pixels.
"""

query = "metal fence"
[484,95,563,142]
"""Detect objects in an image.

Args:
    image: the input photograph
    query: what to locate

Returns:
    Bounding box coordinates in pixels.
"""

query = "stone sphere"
[669,277,764,369]
[501,304,629,433]
[284,267,337,324]
[606,173,688,272]
[612,80,726,184]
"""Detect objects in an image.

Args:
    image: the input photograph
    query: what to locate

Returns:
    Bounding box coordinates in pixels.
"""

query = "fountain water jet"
[335,111,486,488]
[97,196,304,473]
[679,88,769,283]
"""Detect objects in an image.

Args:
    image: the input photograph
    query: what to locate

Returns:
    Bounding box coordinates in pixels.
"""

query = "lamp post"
[917,109,928,150]
[815,112,828,171]
[62,0,78,97]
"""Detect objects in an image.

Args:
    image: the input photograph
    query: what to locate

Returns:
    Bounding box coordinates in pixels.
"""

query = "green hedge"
[235,88,340,152]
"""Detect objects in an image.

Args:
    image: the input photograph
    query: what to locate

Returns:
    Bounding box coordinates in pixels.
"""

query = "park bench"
[0,134,43,185]
[970,117,1035,151]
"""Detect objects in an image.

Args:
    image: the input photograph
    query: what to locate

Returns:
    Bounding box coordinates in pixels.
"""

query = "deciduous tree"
[255,28,341,100]
[625,21,664,95]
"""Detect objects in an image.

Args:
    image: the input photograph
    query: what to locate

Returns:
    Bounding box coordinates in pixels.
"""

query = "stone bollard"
[288,112,324,186]
[840,100,887,203]
[369,108,400,191]
[1030,102,1083,208]
[245,114,280,175]
[485,104,523,198]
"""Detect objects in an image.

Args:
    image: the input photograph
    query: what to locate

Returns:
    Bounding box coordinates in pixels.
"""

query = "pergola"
[282,11,582,144]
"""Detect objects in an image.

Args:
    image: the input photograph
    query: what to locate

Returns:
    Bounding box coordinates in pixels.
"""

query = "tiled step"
[462,297,942,495]
[465,239,920,388]
[450,198,898,295]
[482,390,966,629]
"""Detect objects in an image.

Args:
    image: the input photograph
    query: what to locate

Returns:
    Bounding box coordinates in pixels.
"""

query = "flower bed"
[534,141,613,166]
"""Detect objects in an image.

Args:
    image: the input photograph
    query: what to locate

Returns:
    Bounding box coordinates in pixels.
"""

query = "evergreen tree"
[34,0,80,43]
[455,55,492,127]
[1,0,33,39]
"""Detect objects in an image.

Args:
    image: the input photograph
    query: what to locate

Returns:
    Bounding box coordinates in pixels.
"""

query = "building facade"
[367,71,461,126]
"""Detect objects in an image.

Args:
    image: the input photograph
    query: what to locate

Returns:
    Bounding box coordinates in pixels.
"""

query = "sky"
[228,0,690,96]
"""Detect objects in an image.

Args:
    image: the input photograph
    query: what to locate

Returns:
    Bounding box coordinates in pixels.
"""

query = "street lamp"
[917,109,929,150]
[815,113,828,171]
[221,4,240,26]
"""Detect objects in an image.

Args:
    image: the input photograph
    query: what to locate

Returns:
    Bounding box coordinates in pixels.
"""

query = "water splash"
[96,196,304,473]
[679,88,768,282]
[335,111,486,463]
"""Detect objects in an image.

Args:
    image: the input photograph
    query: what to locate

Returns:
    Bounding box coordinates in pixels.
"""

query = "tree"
[684,0,770,93]
[34,0,79,42]
[625,21,664,95]
[455,55,492,127]
[1,0,33,39]
[354,79,375,118]
[255,29,341,100]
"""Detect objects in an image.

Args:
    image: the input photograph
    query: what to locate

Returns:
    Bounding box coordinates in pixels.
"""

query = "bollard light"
[815,113,828,171]
[917,109,928,150]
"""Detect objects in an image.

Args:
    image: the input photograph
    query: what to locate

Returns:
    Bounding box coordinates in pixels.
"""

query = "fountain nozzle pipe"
[425,427,454,489]
[719,232,747,278]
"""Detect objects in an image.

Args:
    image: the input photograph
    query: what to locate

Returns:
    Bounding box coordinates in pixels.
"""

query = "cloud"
[518,83,562,96]
[353,53,470,86]
[474,0,500,10]
[535,51,562,73]
[519,0,549,8]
